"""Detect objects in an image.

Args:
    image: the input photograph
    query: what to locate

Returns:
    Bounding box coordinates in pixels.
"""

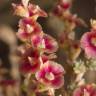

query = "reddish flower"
[18,45,57,74]
[36,61,64,89]
[73,84,96,96]
[81,31,96,58]
[17,18,42,41]
[28,4,47,18]
[31,34,58,53]
[18,46,40,73]
[31,33,45,50]
[43,34,58,53]
[20,58,40,74]
[12,1,47,19]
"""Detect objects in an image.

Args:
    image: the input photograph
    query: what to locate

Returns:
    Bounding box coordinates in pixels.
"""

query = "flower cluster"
[73,84,96,96]
[13,0,64,94]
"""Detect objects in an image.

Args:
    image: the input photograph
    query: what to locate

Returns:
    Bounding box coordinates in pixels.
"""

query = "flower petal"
[36,61,64,89]
[28,4,47,17]
[20,59,40,73]
[44,34,58,53]
[17,29,29,41]
[51,76,64,89]
[31,33,45,50]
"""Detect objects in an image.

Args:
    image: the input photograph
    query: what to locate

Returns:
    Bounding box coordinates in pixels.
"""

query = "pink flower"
[43,34,58,53]
[31,33,44,50]
[81,31,96,58]
[18,45,57,73]
[73,84,96,96]
[20,58,40,74]
[36,61,64,89]
[19,47,40,73]
[28,4,47,18]
[12,2,47,19]
[17,18,42,41]
[31,34,58,53]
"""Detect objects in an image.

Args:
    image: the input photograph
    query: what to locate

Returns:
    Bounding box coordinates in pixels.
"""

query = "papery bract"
[36,61,64,89]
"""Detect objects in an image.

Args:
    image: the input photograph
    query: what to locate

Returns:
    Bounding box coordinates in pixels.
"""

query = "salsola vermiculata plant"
[1,0,96,96]
[13,0,65,95]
